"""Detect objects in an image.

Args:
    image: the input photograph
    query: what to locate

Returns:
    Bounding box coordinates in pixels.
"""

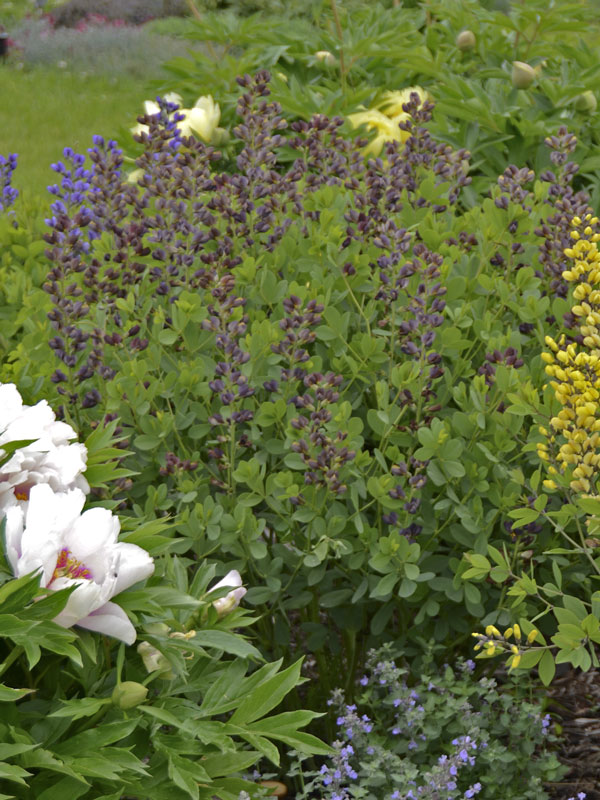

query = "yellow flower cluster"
[471,623,538,669]
[539,215,600,493]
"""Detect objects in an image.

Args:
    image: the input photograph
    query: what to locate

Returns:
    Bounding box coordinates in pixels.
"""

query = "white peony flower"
[130,92,183,137]
[131,93,225,143]
[4,484,154,645]
[209,569,247,617]
[179,95,221,141]
[0,383,88,516]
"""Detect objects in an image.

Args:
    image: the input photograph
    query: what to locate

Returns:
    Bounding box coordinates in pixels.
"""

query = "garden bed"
[2,0,600,799]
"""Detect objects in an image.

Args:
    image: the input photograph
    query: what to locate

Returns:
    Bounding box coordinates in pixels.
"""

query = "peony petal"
[76,601,137,645]
[112,543,155,596]
[209,569,243,593]
[164,92,182,107]
[4,505,24,574]
[181,108,211,141]
[52,579,106,627]
[144,100,160,116]
[65,507,120,560]
[43,442,88,489]
[193,95,220,127]
[0,383,24,432]
[23,486,85,557]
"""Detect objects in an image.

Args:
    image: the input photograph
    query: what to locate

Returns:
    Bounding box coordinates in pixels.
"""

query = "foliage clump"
[293,647,566,800]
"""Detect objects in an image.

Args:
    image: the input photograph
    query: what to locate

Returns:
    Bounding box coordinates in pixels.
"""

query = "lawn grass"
[0,67,154,201]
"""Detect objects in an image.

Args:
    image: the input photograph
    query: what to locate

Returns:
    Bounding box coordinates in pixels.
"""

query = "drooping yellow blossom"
[347,109,407,157]
[348,86,430,157]
[376,86,430,118]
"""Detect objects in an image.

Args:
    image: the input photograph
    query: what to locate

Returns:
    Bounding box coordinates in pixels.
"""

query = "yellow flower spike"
[543,479,557,490]
[473,643,482,651]
[504,627,513,640]
[485,625,501,638]
[513,624,521,642]
[571,231,581,240]
[510,645,519,655]
[527,629,538,643]
[511,654,522,669]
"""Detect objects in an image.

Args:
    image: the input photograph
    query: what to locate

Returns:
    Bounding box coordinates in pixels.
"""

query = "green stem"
[0,645,24,680]
[329,0,347,95]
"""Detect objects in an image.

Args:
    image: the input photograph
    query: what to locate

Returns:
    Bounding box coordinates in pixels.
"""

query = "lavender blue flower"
[0,153,18,212]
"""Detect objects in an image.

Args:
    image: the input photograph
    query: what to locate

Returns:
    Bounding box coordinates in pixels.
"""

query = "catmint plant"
[294,646,566,800]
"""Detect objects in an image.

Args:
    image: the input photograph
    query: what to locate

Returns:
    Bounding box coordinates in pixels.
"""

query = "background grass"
[0,67,152,201]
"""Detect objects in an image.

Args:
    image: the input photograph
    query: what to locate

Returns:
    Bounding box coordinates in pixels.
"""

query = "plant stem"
[329,0,347,96]
[0,645,24,680]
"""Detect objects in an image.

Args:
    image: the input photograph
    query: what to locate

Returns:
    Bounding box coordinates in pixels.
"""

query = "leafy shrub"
[2,69,588,709]
[292,646,566,800]
[50,0,188,28]
[0,387,328,799]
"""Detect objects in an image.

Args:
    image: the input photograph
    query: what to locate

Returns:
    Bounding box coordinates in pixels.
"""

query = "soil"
[546,668,600,800]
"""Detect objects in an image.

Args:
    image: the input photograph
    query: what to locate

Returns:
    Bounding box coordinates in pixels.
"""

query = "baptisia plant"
[0,382,88,515]
[4,483,154,644]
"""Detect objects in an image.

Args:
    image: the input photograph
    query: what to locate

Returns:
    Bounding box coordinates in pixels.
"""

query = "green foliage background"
[3,0,600,796]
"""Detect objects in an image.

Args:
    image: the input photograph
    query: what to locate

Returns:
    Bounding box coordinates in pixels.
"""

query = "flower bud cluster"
[203,287,256,489]
[159,451,199,477]
[0,153,18,212]
[270,295,324,384]
[289,372,356,497]
[382,458,429,540]
[477,348,525,411]
[538,216,600,492]
[536,127,593,302]
[471,623,539,669]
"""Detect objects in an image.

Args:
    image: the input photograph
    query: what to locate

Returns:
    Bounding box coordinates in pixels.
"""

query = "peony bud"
[315,50,336,67]
[144,622,170,636]
[209,570,247,617]
[512,61,536,89]
[575,90,597,113]
[112,681,148,709]
[137,641,174,679]
[456,30,476,51]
